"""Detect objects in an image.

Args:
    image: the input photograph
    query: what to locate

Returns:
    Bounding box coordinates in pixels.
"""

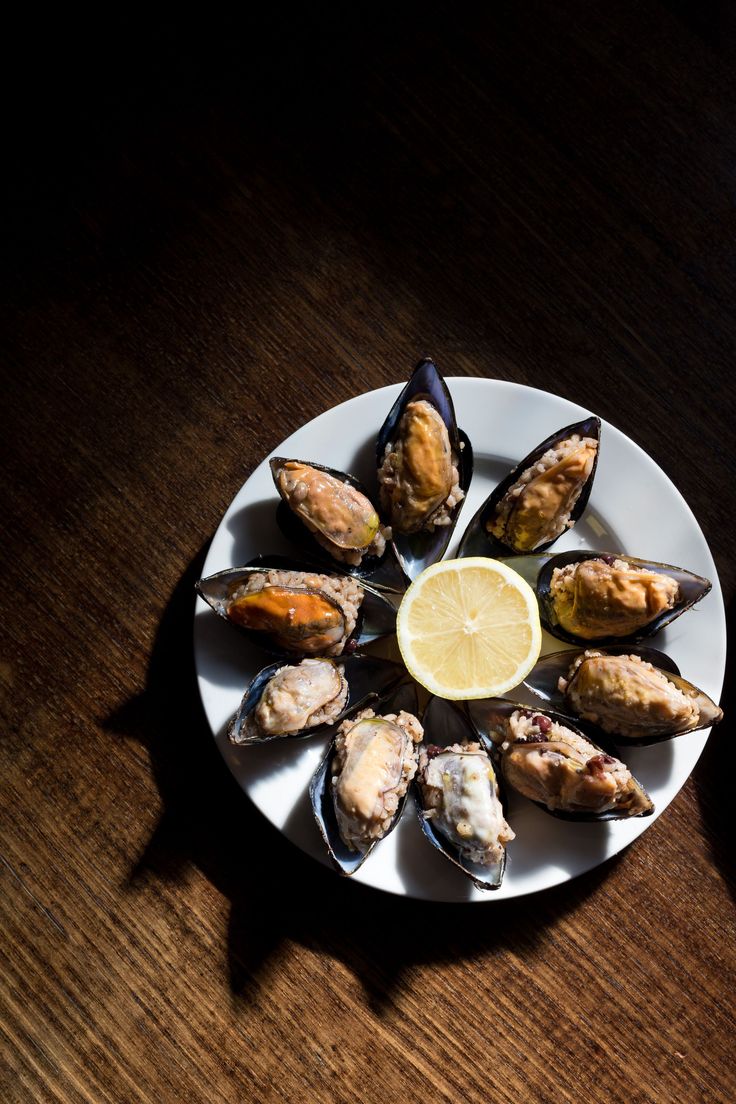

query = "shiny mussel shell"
[228,655,407,746]
[309,681,420,876]
[376,357,473,581]
[415,696,513,890]
[524,646,723,747]
[458,415,600,558]
[195,554,397,657]
[270,458,406,590]
[468,698,654,822]
[534,551,712,646]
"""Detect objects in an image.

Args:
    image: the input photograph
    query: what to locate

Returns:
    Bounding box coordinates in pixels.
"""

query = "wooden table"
[4,7,735,1102]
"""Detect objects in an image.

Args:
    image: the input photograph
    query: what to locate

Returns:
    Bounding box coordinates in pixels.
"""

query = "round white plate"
[193,378,726,902]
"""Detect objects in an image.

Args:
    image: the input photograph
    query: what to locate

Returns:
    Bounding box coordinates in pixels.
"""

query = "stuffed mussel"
[269,458,405,588]
[376,357,473,580]
[309,681,422,875]
[228,655,406,746]
[524,646,723,747]
[195,555,397,657]
[458,416,600,558]
[468,699,653,821]
[415,696,514,890]
[536,551,711,646]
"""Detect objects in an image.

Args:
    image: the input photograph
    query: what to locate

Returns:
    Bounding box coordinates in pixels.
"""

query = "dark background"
[3,5,735,1102]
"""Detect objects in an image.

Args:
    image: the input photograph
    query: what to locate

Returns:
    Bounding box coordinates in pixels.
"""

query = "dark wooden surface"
[3,6,735,1102]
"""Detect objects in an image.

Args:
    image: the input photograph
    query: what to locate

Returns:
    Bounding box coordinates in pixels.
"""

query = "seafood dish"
[415,695,513,889]
[417,743,514,866]
[196,556,397,657]
[309,682,422,875]
[524,646,723,746]
[532,551,712,645]
[551,556,679,639]
[230,658,348,744]
[228,655,406,746]
[470,701,653,820]
[376,357,473,579]
[378,397,463,534]
[332,708,423,852]
[487,427,598,551]
[195,369,724,897]
[559,650,723,743]
[457,416,600,558]
[271,458,391,567]
[211,566,361,654]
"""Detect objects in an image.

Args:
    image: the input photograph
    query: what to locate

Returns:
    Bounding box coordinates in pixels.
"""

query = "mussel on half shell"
[535,551,711,646]
[458,415,600,558]
[376,357,473,581]
[468,699,654,822]
[195,554,398,657]
[523,646,723,747]
[270,457,406,591]
[309,681,422,876]
[415,696,513,890]
[228,654,407,746]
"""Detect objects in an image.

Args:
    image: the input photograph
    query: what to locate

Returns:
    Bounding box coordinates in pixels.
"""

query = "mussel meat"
[228,580,349,654]
[415,695,512,889]
[506,550,713,646]
[376,358,473,580]
[418,744,514,867]
[309,681,422,875]
[557,649,723,744]
[550,556,679,640]
[331,708,423,853]
[378,398,463,534]
[270,458,391,567]
[196,556,398,657]
[469,700,653,820]
[457,416,600,558]
[229,658,347,744]
[227,654,407,746]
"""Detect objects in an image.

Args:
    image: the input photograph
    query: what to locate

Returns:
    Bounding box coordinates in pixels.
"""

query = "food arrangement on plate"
[195,358,724,895]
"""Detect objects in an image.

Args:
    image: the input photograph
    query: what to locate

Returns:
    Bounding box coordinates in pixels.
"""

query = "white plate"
[193,378,726,902]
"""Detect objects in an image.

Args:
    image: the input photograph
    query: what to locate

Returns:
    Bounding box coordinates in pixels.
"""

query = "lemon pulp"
[396,557,542,699]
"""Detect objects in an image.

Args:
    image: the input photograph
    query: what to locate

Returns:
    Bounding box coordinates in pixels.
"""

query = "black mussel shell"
[415,696,510,890]
[270,457,407,592]
[309,680,420,876]
[524,646,722,747]
[195,554,398,657]
[228,655,407,746]
[376,357,473,581]
[457,415,600,559]
[535,550,712,646]
[467,698,654,822]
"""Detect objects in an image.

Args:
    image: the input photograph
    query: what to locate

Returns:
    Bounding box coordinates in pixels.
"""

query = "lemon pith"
[396,558,542,700]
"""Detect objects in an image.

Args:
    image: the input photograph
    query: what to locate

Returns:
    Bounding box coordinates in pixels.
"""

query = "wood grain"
[2,5,735,1102]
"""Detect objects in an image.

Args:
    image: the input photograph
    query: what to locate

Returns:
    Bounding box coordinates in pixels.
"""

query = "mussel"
[376,357,473,580]
[228,655,407,746]
[309,681,422,875]
[468,699,654,821]
[195,554,397,657]
[270,458,406,590]
[415,696,513,890]
[524,646,723,747]
[534,551,711,646]
[458,416,600,558]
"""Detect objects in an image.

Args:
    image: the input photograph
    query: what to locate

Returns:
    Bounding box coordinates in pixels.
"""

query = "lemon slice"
[396,557,542,699]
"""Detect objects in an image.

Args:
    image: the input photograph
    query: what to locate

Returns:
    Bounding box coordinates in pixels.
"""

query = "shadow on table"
[691,595,734,904]
[106,550,626,1012]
